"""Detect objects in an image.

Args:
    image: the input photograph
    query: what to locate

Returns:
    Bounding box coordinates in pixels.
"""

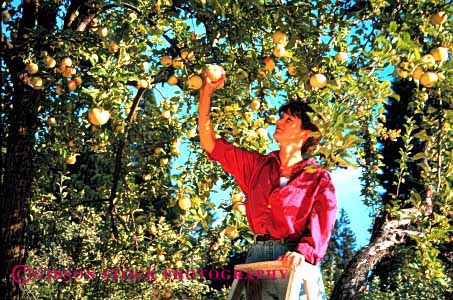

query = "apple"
[233,202,246,215]
[225,226,238,239]
[61,57,72,67]
[74,76,83,85]
[160,56,172,67]
[167,75,178,85]
[287,66,297,76]
[430,47,449,62]
[188,75,203,90]
[62,67,73,78]
[161,110,171,119]
[109,42,120,53]
[88,107,110,125]
[178,196,191,210]
[420,72,438,87]
[421,54,436,67]
[47,117,57,126]
[45,56,56,68]
[160,157,169,166]
[26,63,39,74]
[30,77,43,89]
[250,99,261,111]
[67,80,77,91]
[181,50,195,61]
[55,86,64,95]
[269,115,278,123]
[273,44,286,58]
[66,154,78,165]
[2,11,11,23]
[136,79,148,89]
[140,61,149,72]
[186,128,197,138]
[97,27,108,38]
[205,64,225,83]
[263,57,275,71]
[310,73,327,89]
[154,147,164,155]
[430,12,448,25]
[336,52,348,64]
[272,31,287,45]
[412,68,424,80]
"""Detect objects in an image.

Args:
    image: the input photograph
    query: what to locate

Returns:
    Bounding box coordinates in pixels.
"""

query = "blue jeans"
[245,240,327,300]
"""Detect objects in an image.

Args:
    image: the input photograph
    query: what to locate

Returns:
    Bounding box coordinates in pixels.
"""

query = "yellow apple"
[45,56,56,68]
[109,42,120,53]
[61,57,72,67]
[186,128,197,138]
[30,77,43,89]
[430,12,448,25]
[335,52,348,64]
[287,66,297,76]
[421,54,436,67]
[205,64,225,83]
[74,76,83,85]
[188,75,203,90]
[67,80,77,91]
[412,68,424,80]
[225,226,238,239]
[161,110,171,119]
[47,117,57,126]
[233,202,246,215]
[88,107,110,126]
[250,99,261,111]
[430,47,449,62]
[26,63,39,74]
[66,154,78,165]
[420,72,438,87]
[160,56,172,67]
[310,73,327,89]
[167,75,178,85]
[273,44,286,58]
[97,27,108,38]
[272,31,287,45]
[2,11,11,23]
[181,49,195,61]
[178,196,191,210]
[263,57,275,71]
[136,79,148,89]
[154,147,164,155]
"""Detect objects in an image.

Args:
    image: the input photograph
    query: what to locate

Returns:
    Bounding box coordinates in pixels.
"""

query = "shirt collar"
[268,150,318,177]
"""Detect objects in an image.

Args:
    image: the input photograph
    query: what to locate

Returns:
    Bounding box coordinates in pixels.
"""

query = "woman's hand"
[278,251,305,268]
[199,70,226,97]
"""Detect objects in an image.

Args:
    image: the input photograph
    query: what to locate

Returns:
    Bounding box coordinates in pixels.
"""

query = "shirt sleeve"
[296,171,337,265]
[206,137,261,195]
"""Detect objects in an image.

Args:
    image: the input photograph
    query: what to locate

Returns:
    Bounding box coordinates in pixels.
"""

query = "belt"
[253,233,286,244]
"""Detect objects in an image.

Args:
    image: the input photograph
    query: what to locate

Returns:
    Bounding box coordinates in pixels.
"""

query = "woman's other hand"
[278,251,305,268]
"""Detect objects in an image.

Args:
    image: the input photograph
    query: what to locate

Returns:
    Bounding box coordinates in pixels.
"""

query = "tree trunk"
[330,213,416,300]
[0,86,40,300]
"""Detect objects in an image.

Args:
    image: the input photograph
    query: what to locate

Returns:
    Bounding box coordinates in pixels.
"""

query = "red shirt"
[207,137,337,265]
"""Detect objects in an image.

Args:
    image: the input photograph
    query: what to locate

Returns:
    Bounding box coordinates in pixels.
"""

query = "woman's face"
[273,112,309,146]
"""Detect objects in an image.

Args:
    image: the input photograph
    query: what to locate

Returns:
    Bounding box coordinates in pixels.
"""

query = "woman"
[198,71,337,300]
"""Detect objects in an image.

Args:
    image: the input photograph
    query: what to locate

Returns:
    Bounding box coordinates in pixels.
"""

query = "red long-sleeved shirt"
[207,137,337,265]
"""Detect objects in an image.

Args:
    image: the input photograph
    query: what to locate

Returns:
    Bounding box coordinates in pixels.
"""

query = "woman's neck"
[278,144,303,169]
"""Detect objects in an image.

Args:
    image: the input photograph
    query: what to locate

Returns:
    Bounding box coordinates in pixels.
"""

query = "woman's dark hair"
[278,101,321,154]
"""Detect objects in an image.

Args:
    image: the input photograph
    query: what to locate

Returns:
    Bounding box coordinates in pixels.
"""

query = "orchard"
[0,1,452,300]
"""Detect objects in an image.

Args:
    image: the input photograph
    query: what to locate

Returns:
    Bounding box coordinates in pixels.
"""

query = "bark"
[0,85,40,300]
[330,209,422,300]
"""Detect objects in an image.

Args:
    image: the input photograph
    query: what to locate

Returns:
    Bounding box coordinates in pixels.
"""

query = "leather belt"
[253,233,285,243]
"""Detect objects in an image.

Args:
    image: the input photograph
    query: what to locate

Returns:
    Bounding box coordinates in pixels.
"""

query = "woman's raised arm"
[198,69,225,154]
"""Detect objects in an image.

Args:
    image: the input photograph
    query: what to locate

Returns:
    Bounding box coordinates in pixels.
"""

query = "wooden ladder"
[227,260,317,300]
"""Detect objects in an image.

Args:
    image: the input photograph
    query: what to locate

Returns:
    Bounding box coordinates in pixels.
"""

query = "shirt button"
[267,204,272,209]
